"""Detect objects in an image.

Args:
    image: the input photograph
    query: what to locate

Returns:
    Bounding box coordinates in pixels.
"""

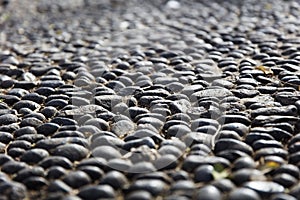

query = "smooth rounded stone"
[1,160,28,175]
[62,171,91,189]
[0,181,27,200]
[168,113,191,124]
[111,120,135,137]
[36,123,60,136]
[53,130,84,138]
[91,135,124,149]
[270,194,297,200]
[36,137,88,150]
[38,156,73,169]
[170,180,195,193]
[0,131,13,144]
[166,124,191,138]
[78,184,115,200]
[245,132,276,145]
[275,91,300,105]
[211,178,236,193]
[154,154,178,170]
[92,145,122,160]
[41,106,58,119]
[181,85,204,97]
[254,147,288,161]
[221,123,249,137]
[99,170,128,189]
[7,140,31,151]
[123,136,156,150]
[127,179,167,196]
[243,181,284,197]
[134,122,160,135]
[20,148,49,164]
[12,100,41,111]
[166,82,184,93]
[0,122,19,133]
[107,158,132,171]
[158,145,183,158]
[0,154,12,166]
[137,116,164,130]
[48,179,72,194]
[13,126,37,137]
[20,117,43,127]
[252,139,283,151]
[211,79,235,89]
[232,168,267,185]
[191,87,233,101]
[77,165,104,181]
[182,155,230,173]
[18,108,32,116]
[227,187,261,200]
[232,156,256,171]
[194,164,214,183]
[13,166,45,182]
[251,105,298,119]
[250,127,292,142]
[127,162,156,174]
[84,118,109,131]
[35,87,56,96]
[196,185,222,200]
[23,176,49,190]
[7,147,26,158]
[125,190,152,200]
[53,144,89,162]
[289,152,300,165]
[214,138,253,155]
[191,118,219,131]
[16,133,45,143]
[218,114,251,126]
[24,112,46,121]
[46,166,67,180]
[273,173,298,188]
[273,164,300,179]
[46,94,70,102]
[45,99,68,109]
[0,114,18,125]
[217,130,242,141]
[0,95,20,106]
[51,117,78,126]
[7,88,29,98]
[22,93,46,104]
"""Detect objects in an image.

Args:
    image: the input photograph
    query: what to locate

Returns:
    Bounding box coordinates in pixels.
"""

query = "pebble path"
[1,0,300,199]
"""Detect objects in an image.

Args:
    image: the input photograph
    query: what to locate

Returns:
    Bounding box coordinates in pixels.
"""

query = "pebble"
[92,145,122,160]
[0,181,27,200]
[196,185,222,200]
[243,181,285,198]
[12,100,41,111]
[227,188,261,200]
[20,148,49,164]
[62,170,91,189]
[53,144,89,162]
[0,114,18,125]
[78,185,115,200]
[38,156,73,169]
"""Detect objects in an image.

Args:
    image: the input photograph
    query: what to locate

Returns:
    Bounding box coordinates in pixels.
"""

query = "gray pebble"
[78,184,115,200]
[62,170,91,189]
[53,144,89,162]
[196,185,222,200]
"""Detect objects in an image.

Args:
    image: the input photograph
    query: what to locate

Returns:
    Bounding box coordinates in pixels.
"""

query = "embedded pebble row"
[1,0,300,199]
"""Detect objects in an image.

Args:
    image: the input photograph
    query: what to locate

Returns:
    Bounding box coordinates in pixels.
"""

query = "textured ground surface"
[1,0,300,199]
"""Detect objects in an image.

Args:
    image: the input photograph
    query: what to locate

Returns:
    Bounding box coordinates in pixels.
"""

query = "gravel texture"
[1,0,300,199]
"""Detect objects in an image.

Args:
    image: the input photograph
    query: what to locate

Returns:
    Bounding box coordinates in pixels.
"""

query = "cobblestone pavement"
[1,0,300,199]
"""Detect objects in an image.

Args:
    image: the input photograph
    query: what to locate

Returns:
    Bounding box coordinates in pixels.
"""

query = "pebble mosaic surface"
[1,0,300,199]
